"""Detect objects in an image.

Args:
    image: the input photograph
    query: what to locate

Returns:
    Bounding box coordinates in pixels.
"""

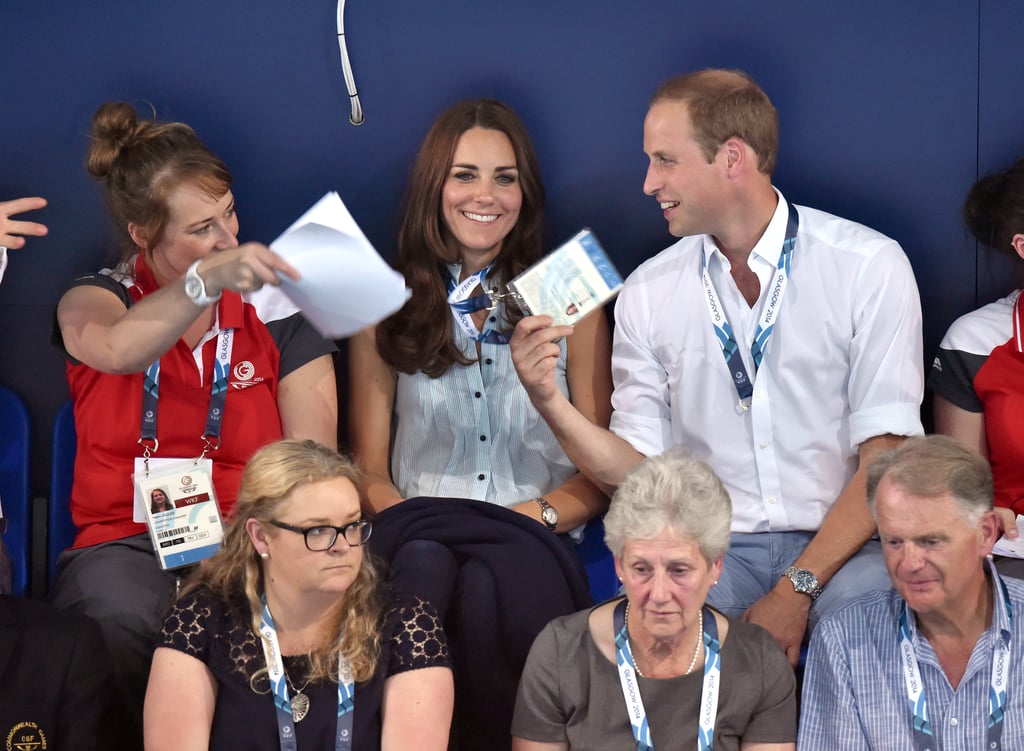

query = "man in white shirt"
[511,68,924,663]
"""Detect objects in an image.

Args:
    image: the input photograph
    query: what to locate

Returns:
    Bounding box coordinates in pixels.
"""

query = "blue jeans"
[705,531,890,634]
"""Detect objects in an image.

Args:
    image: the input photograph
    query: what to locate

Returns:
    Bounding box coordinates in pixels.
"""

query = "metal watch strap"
[533,496,558,531]
[783,566,822,600]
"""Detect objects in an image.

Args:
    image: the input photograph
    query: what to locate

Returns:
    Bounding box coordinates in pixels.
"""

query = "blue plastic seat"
[0,385,32,596]
[48,400,78,589]
[577,515,618,603]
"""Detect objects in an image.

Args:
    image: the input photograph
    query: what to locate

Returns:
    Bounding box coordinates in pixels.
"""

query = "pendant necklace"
[283,662,311,723]
[624,601,703,678]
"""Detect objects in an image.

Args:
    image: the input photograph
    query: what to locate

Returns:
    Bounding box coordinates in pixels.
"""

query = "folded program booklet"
[505,229,623,326]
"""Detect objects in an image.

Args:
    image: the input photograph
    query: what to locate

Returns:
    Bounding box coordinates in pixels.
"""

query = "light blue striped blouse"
[392,271,575,506]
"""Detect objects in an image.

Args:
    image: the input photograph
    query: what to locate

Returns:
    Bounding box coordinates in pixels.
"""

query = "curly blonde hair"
[182,439,382,683]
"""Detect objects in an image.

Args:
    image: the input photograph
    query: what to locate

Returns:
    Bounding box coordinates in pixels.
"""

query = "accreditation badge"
[132,458,223,570]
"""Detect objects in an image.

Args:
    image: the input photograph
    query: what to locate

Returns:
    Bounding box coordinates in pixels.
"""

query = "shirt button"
[759,442,768,449]
[474,391,482,398]
[480,435,487,442]
[485,358,493,365]
[755,389,764,398]
[767,495,777,504]
[489,316,496,323]
[477,474,485,481]
[949,718,958,726]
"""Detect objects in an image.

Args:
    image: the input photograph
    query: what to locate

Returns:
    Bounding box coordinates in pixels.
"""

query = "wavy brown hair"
[376,99,546,377]
[182,439,383,683]
[86,101,232,261]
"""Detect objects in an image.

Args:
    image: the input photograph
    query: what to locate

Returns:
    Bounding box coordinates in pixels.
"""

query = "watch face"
[185,275,203,299]
[792,572,813,591]
[541,506,558,526]
[788,568,819,594]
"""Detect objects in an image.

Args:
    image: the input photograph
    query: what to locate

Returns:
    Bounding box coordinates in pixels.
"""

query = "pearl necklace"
[624,601,703,678]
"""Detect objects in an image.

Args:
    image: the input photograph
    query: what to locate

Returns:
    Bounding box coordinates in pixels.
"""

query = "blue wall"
[0,1,1018,492]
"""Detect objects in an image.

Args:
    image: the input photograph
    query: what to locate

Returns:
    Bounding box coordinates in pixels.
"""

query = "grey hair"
[866,435,993,526]
[604,448,731,563]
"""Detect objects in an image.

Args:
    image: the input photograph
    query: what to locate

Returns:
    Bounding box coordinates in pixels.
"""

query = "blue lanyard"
[258,596,355,751]
[446,265,510,345]
[898,566,1013,751]
[613,599,722,750]
[138,328,234,466]
[699,203,799,409]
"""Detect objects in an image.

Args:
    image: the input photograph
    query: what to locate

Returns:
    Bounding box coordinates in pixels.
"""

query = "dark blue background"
[2,1,1022,494]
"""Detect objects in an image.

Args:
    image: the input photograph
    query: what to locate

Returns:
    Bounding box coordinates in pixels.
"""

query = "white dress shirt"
[610,189,923,533]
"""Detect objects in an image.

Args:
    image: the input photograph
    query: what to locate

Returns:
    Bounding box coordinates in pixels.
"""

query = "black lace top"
[158,586,450,750]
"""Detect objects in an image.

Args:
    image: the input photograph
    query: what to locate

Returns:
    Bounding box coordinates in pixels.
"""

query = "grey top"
[512,600,796,750]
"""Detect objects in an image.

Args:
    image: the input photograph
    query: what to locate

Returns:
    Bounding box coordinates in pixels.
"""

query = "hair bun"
[85,101,148,179]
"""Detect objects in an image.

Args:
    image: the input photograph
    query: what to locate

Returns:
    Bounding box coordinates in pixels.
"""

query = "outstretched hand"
[197,242,300,297]
[0,196,48,248]
[509,315,574,409]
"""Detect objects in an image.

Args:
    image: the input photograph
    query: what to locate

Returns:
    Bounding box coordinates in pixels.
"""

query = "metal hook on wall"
[337,0,364,125]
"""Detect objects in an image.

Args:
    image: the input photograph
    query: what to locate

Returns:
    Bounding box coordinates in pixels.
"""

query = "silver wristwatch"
[184,260,222,307]
[783,566,822,600]
[533,496,558,531]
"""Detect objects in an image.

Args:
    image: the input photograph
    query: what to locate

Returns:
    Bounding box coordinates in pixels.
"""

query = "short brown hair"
[963,157,1024,261]
[651,69,778,175]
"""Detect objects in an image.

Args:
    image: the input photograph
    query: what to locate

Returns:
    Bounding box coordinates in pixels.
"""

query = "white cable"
[337,0,364,125]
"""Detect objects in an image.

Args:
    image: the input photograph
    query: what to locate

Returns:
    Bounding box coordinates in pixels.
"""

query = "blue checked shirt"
[799,563,1024,750]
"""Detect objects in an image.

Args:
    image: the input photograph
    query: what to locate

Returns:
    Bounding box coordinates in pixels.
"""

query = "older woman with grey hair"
[511,448,797,751]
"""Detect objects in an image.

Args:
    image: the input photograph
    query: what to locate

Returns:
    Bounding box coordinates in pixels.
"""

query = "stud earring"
[259,551,269,559]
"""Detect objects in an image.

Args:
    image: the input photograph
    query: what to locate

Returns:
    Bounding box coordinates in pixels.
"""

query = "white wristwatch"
[184,260,221,307]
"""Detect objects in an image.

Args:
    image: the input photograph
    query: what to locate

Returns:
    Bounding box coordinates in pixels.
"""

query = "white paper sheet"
[992,513,1024,559]
[270,192,410,338]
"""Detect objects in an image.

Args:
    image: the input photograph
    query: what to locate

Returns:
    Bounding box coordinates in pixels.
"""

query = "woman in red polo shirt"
[52,101,338,751]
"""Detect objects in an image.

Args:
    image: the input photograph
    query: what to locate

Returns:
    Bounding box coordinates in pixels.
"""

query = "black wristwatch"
[783,566,822,600]
[533,496,558,531]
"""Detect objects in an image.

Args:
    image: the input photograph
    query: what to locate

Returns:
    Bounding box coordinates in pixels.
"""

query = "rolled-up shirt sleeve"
[846,241,924,449]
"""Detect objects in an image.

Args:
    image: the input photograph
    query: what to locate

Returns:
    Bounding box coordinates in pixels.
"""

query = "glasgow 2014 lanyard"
[138,327,235,469]
[613,599,722,750]
[446,265,510,345]
[897,567,1013,751]
[699,203,799,410]
[259,596,355,751]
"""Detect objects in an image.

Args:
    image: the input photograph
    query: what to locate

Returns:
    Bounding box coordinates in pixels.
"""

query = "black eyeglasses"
[269,519,373,551]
